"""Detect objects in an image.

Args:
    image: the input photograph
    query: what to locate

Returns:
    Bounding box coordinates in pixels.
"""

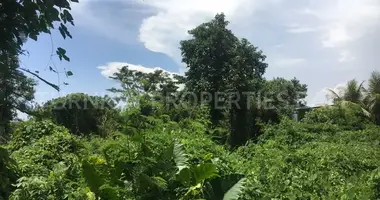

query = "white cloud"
[338,50,356,63]
[302,0,380,48]
[286,24,317,33]
[97,62,177,78]
[309,82,347,106]
[271,57,306,67]
[138,0,281,62]
[70,0,380,107]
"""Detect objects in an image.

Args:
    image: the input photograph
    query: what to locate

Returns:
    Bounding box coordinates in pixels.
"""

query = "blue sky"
[20,0,380,107]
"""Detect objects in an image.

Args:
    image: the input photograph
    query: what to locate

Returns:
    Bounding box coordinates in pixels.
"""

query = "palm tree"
[328,79,365,104]
[365,71,380,125]
[327,79,371,117]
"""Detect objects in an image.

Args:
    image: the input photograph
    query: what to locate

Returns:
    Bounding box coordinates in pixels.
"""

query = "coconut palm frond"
[368,71,380,94]
[339,100,371,118]
[327,88,342,103]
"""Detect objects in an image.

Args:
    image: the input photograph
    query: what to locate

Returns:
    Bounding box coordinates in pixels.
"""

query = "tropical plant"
[173,141,246,200]
[328,79,371,117]
[365,71,380,125]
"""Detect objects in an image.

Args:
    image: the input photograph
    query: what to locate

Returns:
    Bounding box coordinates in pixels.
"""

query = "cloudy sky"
[20,0,380,106]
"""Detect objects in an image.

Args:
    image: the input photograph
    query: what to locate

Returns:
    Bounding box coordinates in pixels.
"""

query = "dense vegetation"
[1,1,380,199]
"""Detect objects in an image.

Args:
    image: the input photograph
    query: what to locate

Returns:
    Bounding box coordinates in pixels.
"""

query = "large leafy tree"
[180,13,239,126]
[0,54,36,142]
[261,77,308,116]
[228,38,267,146]
[108,66,180,112]
[180,13,268,146]
[0,0,77,139]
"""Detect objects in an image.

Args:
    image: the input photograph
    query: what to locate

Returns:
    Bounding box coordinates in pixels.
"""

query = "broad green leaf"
[66,71,73,76]
[173,141,188,173]
[223,178,246,200]
[177,167,192,186]
[193,163,218,184]
[82,159,104,194]
[152,176,168,190]
[211,174,245,199]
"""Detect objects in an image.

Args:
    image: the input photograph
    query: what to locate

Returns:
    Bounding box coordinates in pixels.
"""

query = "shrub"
[40,93,120,136]
[8,120,68,152]
[8,121,88,200]
[302,104,372,130]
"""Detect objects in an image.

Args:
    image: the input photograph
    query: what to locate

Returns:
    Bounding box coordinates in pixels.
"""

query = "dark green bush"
[8,120,68,152]
[8,121,89,200]
[40,93,120,136]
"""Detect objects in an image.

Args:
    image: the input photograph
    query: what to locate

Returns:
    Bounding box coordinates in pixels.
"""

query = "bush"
[40,93,120,136]
[8,120,68,152]
[302,104,372,130]
[8,121,88,200]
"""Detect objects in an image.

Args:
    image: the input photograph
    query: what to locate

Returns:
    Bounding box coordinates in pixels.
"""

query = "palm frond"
[368,71,380,94]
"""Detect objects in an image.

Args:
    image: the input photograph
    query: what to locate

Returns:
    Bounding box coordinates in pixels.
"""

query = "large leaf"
[193,163,219,184]
[173,141,188,173]
[210,174,245,199]
[82,159,105,195]
[177,167,192,186]
[223,178,246,200]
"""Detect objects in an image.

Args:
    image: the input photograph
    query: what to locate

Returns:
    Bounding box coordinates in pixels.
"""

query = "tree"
[108,66,180,114]
[0,0,78,139]
[328,79,371,118]
[227,38,267,146]
[328,79,366,104]
[0,53,36,142]
[366,71,380,125]
[180,14,268,146]
[261,77,308,116]
[180,13,239,126]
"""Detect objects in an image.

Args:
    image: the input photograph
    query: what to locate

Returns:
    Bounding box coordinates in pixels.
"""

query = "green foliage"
[302,104,372,130]
[0,147,17,200]
[180,13,268,146]
[366,71,380,125]
[328,71,380,125]
[8,121,88,200]
[1,0,78,141]
[0,54,37,141]
[39,93,120,136]
[0,0,77,55]
[8,120,68,152]
[232,118,380,199]
[261,77,308,116]
[223,178,246,200]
